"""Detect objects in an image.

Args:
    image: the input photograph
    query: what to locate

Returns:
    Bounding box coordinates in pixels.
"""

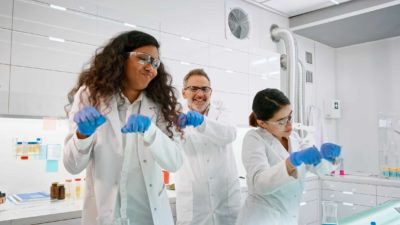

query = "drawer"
[337,202,371,219]
[377,186,400,198]
[322,180,376,195]
[322,190,376,207]
[298,200,318,225]
[304,179,319,191]
[377,196,396,205]
[301,189,319,202]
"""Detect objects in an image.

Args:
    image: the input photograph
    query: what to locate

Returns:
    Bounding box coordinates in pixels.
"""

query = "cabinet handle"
[342,202,354,206]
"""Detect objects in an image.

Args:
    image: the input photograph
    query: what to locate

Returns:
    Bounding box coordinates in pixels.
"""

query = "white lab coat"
[175,102,241,225]
[235,128,334,225]
[63,86,183,225]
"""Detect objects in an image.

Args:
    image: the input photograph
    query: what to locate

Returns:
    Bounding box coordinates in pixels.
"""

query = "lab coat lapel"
[106,96,123,152]
[141,96,158,122]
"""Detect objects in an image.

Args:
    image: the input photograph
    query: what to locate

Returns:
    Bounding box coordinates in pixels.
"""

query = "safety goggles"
[266,113,293,126]
[184,86,212,94]
[129,51,161,69]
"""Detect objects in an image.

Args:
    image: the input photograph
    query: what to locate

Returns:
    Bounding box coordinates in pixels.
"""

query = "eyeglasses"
[129,51,161,69]
[266,114,293,126]
[184,86,212,94]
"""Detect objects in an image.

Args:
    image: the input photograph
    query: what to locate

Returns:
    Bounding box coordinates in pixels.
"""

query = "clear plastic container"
[65,179,73,200]
[322,201,338,225]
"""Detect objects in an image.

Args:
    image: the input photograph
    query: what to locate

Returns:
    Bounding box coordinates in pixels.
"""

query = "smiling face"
[123,45,159,100]
[182,74,212,114]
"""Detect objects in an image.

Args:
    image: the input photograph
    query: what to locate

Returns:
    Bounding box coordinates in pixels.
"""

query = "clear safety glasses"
[266,114,293,127]
[129,51,161,69]
[184,86,212,94]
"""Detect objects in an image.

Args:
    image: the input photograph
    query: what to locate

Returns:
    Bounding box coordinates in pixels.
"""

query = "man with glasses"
[175,69,241,225]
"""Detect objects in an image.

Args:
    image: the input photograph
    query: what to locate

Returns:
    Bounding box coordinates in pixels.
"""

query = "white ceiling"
[243,0,353,17]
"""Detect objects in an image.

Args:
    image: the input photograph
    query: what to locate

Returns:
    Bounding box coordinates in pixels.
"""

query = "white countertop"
[1,173,399,223]
[320,172,400,187]
[0,191,177,224]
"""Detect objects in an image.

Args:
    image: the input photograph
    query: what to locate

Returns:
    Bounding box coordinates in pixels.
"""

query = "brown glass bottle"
[57,184,65,200]
[50,182,58,200]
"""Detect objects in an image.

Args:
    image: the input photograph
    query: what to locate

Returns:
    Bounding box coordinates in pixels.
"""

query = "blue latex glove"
[121,114,151,133]
[178,113,188,129]
[320,143,341,163]
[74,106,106,137]
[177,111,204,128]
[289,146,322,167]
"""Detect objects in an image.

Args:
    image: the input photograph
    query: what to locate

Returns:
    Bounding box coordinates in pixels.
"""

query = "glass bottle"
[74,178,82,200]
[65,179,72,200]
[50,182,58,200]
[57,184,65,200]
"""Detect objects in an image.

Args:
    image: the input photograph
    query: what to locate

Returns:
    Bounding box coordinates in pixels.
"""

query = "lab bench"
[0,191,176,225]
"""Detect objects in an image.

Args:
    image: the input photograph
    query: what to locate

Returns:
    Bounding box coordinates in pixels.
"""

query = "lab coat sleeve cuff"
[196,119,207,133]
[143,123,157,144]
[72,132,94,154]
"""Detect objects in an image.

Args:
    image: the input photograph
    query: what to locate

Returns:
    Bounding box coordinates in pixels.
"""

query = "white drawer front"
[322,180,376,195]
[337,203,370,219]
[377,186,400,198]
[304,179,319,191]
[298,200,318,225]
[301,189,319,202]
[322,190,376,207]
[377,196,396,205]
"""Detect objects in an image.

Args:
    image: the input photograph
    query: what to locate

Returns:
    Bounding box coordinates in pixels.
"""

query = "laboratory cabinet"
[299,177,320,225]
[13,0,100,46]
[321,180,377,218]
[9,66,78,117]
[376,185,400,205]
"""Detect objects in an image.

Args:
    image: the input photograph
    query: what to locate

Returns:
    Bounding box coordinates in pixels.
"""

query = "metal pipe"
[297,60,306,137]
[270,24,299,122]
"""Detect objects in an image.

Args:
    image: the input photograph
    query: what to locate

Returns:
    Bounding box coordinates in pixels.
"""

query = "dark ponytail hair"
[249,88,290,127]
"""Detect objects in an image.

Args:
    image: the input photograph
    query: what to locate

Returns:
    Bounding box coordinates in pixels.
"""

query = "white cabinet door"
[337,203,370,218]
[0,64,9,114]
[13,0,99,46]
[298,200,318,225]
[11,31,96,74]
[9,66,78,117]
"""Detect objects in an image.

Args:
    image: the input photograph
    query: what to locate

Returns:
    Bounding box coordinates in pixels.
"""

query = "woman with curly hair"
[63,30,183,225]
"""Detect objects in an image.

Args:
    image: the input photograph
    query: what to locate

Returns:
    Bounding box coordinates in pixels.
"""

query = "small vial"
[339,158,345,176]
[383,166,390,177]
[74,178,82,200]
[65,179,72,200]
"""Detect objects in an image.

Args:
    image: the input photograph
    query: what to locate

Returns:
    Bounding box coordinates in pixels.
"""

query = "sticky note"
[46,160,59,172]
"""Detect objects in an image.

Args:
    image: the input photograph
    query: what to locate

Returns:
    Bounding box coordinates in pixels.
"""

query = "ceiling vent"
[225,1,251,40]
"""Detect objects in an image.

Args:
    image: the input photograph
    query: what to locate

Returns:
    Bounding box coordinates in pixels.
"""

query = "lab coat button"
[149,184,152,187]
[143,159,147,163]
[154,208,157,211]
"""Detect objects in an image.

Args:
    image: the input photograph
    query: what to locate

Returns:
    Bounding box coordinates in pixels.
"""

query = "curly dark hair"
[66,30,182,138]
